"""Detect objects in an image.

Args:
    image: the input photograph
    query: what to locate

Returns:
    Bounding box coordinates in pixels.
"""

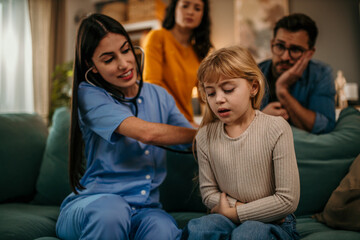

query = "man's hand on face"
[262,101,289,120]
[276,50,314,90]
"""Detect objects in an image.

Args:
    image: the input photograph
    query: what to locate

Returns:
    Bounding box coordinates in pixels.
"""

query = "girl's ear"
[250,80,259,97]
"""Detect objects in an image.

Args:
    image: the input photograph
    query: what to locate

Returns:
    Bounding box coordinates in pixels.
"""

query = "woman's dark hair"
[70,13,142,193]
[274,13,318,49]
[162,0,212,60]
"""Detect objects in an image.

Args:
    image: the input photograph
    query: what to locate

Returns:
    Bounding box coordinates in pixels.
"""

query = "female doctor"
[55,13,196,240]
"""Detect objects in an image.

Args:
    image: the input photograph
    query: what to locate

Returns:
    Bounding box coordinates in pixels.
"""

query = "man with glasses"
[260,13,336,134]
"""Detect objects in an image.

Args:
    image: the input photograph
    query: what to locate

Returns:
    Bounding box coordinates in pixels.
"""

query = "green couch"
[0,107,359,240]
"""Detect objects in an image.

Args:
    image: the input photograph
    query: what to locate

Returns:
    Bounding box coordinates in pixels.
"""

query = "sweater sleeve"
[196,125,239,209]
[143,30,165,88]
[196,127,221,209]
[236,118,300,223]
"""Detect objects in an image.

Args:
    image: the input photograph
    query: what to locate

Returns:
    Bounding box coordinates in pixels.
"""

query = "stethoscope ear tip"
[85,67,97,87]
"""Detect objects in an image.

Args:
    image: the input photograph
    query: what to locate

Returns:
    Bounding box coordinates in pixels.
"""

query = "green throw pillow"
[33,107,71,205]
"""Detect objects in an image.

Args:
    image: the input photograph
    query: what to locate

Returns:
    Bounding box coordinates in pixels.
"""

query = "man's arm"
[276,87,316,131]
[275,51,317,132]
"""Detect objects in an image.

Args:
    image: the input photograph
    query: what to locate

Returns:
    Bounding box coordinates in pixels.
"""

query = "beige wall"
[209,0,235,49]
[64,0,94,62]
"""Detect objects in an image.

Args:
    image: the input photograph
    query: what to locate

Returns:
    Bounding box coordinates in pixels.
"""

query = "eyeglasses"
[271,43,307,60]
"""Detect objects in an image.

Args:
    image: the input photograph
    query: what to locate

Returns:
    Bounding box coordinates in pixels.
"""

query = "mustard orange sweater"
[143,28,200,122]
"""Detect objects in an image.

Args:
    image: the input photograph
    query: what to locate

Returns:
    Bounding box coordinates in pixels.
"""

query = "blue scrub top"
[61,82,192,209]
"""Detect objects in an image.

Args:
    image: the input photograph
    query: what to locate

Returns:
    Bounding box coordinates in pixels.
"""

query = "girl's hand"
[211,192,240,224]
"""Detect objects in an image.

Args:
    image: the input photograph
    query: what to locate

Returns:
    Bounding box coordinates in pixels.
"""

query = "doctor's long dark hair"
[162,0,212,60]
[69,13,142,193]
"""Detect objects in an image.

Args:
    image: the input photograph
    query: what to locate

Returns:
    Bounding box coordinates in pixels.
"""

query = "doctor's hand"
[211,192,241,224]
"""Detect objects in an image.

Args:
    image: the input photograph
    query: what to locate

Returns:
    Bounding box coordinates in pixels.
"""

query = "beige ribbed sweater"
[196,110,300,223]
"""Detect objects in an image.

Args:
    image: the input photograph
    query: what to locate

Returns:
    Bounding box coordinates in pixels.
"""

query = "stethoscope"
[85,46,194,154]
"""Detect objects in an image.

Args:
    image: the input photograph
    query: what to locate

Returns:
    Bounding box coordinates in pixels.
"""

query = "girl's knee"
[188,214,233,231]
[232,221,273,240]
[183,214,235,240]
[239,220,266,229]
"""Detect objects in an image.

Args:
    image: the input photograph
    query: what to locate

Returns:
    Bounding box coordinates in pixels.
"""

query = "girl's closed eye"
[206,90,216,97]
[223,88,234,94]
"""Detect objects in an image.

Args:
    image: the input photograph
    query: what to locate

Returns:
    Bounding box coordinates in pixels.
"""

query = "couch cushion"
[160,151,207,213]
[293,107,360,217]
[296,217,360,240]
[295,157,354,217]
[0,203,59,240]
[0,113,47,203]
[33,107,72,205]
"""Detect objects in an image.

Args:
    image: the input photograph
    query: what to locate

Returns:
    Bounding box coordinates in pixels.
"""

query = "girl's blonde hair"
[197,45,265,128]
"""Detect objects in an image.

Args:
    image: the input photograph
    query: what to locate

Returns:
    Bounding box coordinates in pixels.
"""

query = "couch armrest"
[0,113,48,203]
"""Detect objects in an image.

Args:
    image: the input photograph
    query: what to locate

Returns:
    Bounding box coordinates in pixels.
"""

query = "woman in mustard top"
[143,0,212,126]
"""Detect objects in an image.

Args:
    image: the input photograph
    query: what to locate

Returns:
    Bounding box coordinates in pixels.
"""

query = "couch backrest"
[293,107,360,217]
[0,113,48,203]
[12,106,359,218]
[160,151,207,213]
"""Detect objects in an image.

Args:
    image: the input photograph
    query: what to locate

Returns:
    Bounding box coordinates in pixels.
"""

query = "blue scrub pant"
[56,193,181,240]
[182,213,300,240]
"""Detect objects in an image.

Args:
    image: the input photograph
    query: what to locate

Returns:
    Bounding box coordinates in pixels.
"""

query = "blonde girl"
[183,46,300,240]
